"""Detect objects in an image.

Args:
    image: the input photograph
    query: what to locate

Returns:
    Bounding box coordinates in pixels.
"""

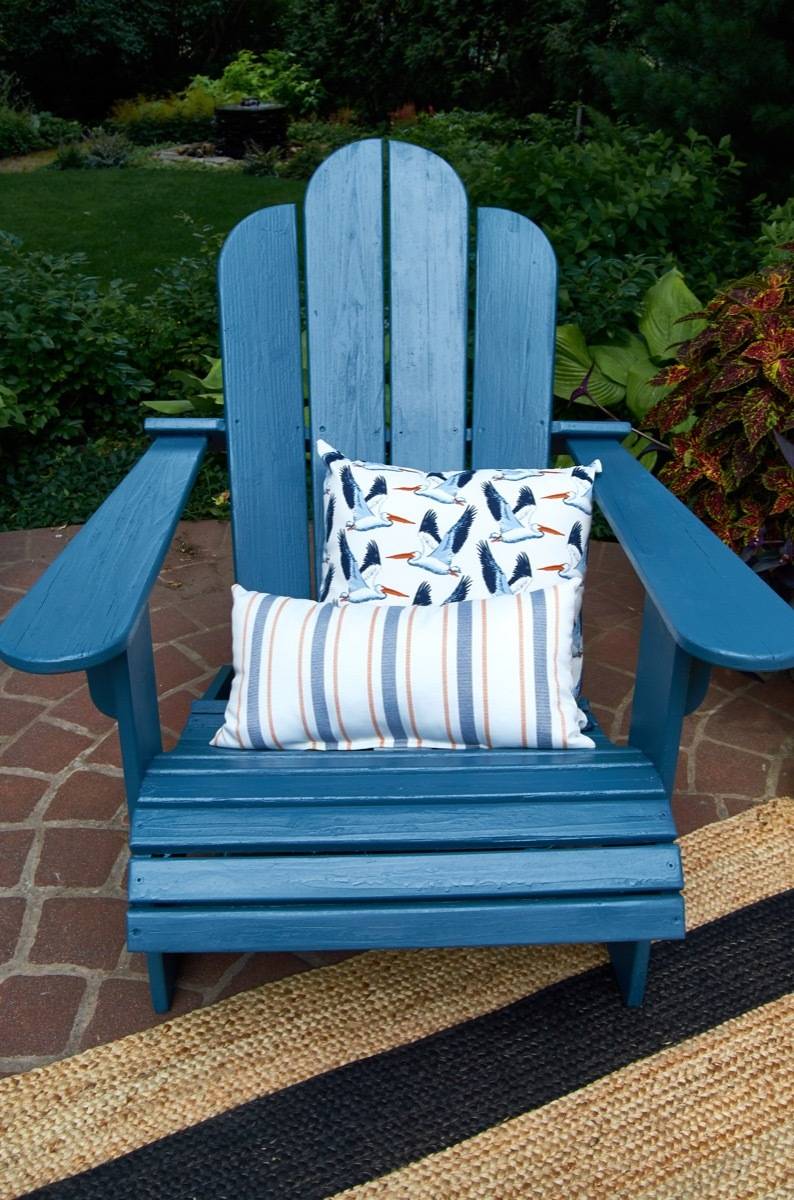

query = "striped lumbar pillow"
[212,580,594,751]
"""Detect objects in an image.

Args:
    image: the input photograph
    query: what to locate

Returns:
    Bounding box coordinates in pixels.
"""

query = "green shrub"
[53,141,86,169]
[755,197,794,267]
[109,84,216,145]
[83,128,135,168]
[0,102,80,157]
[0,235,152,442]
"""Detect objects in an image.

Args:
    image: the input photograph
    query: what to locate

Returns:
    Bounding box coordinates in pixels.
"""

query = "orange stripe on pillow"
[332,603,352,750]
[441,605,456,749]
[366,607,385,747]
[480,599,492,749]
[296,604,317,748]
[551,586,567,749]
[516,593,528,748]
[265,597,291,749]
[404,605,422,746]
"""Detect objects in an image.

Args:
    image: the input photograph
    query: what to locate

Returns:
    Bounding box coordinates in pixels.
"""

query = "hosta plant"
[647,259,794,599]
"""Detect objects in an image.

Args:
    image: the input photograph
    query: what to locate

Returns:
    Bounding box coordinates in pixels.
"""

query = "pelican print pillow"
[212,580,594,751]
[316,441,602,691]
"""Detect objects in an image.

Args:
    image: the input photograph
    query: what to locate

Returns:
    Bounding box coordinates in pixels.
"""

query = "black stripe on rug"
[25,891,793,1200]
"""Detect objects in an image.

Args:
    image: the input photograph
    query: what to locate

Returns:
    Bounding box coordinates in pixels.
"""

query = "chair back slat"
[388,140,468,471]
[218,204,310,597]
[304,139,386,576]
[472,207,557,469]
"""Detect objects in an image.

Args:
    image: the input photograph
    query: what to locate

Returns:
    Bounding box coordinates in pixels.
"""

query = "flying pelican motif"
[352,458,422,473]
[388,505,476,575]
[318,441,345,468]
[341,467,414,532]
[543,466,595,515]
[411,575,472,605]
[493,468,555,482]
[539,522,585,580]
[477,542,533,595]
[396,469,474,505]
[483,482,563,544]
[337,533,409,603]
[318,563,334,602]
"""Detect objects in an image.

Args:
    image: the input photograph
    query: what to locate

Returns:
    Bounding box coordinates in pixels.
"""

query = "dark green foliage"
[590,0,794,199]
[0,103,80,158]
[282,0,615,121]
[0,0,286,120]
[53,129,136,169]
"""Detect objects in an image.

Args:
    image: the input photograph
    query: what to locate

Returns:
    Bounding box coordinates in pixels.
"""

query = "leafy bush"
[84,128,135,167]
[109,84,216,145]
[755,197,794,267]
[0,102,80,157]
[53,141,87,170]
[0,235,152,441]
[647,260,794,595]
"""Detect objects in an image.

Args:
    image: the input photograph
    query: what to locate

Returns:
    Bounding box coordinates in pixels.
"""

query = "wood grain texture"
[130,846,682,904]
[127,894,685,953]
[568,437,794,670]
[304,138,386,576]
[0,436,206,673]
[472,208,557,469]
[131,798,674,854]
[388,139,468,470]
[218,203,310,596]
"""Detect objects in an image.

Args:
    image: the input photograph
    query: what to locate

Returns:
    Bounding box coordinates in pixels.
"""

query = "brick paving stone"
[216,953,310,1000]
[0,772,48,821]
[185,590,235,629]
[48,686,114,736]
[1,723,93,773]
[0,696,46,737]
[0,828,35,886]
[581,661,634,710]
[671,793,722,836]
[154,643,207,693]
[83,730,123,769]
[35,828,126,888]
[79,979,203,1050]
[744,672,794,716]
[0,975,86,1056]
[158,689,198,737]
[0,898,25,963]
[0,561,49,590]
[0,529,30,559]
[45,770,124,822]
[178,952,249,989]
[31,897,127,969]
[150,604,201,643]
[704,693,794,757]
[1,670,81,702]
[694,739,770,798]
[177,626,232,669]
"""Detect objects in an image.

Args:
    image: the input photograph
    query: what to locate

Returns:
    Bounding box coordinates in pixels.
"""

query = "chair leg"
[608,940,650,1007]
[147,952,177,1013]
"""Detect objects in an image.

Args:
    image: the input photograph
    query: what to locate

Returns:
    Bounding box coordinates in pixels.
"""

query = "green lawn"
[0,168,305,291]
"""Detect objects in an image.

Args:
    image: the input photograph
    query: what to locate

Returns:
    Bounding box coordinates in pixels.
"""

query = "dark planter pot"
[215,100,288,158]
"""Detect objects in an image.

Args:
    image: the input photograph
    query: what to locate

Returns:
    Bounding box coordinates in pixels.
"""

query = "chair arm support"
[0,436,207,675]
[566,435,794,672]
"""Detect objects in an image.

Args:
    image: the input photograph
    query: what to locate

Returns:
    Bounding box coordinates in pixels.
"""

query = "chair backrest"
[218,138,557,597]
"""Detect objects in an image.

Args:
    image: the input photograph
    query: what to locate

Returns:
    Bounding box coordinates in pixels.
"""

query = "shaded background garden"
[0,0,792,593]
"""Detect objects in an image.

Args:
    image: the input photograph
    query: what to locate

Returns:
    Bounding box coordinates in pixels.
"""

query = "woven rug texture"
[0,797,792,1200]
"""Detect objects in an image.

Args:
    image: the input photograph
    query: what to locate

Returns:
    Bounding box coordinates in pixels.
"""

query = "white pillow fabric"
[212,580,593,751]
[317,441,601,689]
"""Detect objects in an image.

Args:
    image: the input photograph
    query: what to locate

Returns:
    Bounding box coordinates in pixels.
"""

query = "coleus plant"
[647,255,794,600]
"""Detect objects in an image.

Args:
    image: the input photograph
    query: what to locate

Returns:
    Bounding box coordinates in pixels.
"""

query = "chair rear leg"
[147,952,177,1013]
[608,941,650,1007]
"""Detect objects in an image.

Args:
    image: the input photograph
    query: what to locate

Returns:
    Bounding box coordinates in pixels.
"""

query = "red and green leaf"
[764,355,794,400]
[742,329,794,363]
[718,314,756,354]
[740,388,779,449]
[707,361,758,394]
[698,399,742,439]
[761,466,794,515]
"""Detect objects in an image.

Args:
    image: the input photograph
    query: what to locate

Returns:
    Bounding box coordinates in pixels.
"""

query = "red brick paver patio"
[1,523,792,1076]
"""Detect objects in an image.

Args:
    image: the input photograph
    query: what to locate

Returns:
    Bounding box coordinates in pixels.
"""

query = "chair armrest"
[0,436,207,674]
[566,435,794,672]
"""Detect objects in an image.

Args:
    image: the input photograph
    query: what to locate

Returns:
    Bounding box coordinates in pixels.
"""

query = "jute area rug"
[1,799,792,1200]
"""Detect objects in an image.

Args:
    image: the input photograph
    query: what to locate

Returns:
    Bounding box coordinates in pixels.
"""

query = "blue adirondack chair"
[2,140,792,1014]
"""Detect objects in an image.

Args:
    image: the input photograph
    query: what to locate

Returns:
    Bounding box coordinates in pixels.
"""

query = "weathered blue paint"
[218,204,310,598]
[3,139,793,1016]
[473,208,556,469]
[567,436,794,670]
[0,436,206,673]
